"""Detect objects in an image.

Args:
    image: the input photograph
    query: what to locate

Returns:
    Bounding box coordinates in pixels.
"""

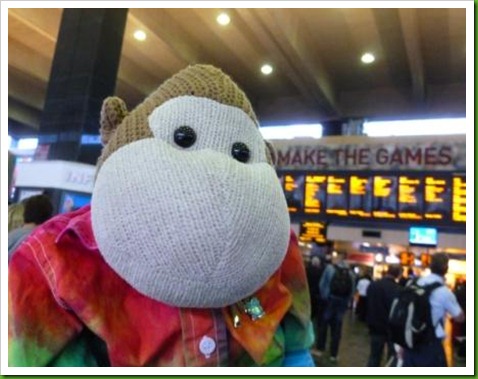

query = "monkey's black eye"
[174,126,196,148]
[231,142,251,163]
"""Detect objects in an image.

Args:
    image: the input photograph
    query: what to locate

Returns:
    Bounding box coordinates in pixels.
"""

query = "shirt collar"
[56,205,98,250]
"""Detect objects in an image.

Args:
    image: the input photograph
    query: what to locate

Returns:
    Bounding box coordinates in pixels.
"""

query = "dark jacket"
[366,276,402,334]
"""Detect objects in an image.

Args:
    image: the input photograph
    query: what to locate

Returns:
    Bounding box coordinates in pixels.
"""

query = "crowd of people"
[305,249,466,367]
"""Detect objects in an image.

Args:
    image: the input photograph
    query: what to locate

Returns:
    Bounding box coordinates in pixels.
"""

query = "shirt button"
[199,336,216,358]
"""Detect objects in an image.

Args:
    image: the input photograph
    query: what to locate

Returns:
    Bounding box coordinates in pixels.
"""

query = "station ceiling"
[8,8,467,138]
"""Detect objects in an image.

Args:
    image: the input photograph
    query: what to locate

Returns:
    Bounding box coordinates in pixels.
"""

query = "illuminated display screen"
[326,175,348,216]
[299,221,327,244]
[278,171,465,227]
[304,174,327,214]
[372,176,397,219]
[452,175,466,222]
[424,176,450,221]
[283,174,304,213]
[398,176,423,220]
[409,226,438,246]
[349,175,372,217]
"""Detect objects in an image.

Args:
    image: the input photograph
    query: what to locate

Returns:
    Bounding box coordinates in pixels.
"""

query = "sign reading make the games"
[271,135,465,172]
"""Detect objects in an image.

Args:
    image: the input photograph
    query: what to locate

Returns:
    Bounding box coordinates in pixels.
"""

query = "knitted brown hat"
[98,64,258,169]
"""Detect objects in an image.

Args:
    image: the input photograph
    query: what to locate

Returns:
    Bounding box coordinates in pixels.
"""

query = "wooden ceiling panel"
[123,11,187,76]
[8,11,58,56]
[299,9,359,90]
[117,54,164,96]
[258,9,338,112]
[7,7,467,138]
[8,37,53,82]
[188,9,270,93]
[8,8,62,41]
[339,9,392,89]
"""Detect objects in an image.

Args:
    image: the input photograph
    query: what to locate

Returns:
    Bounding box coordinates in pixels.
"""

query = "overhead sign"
[14,160,96,193]
[271,135,465,171]
[299,221,327,244]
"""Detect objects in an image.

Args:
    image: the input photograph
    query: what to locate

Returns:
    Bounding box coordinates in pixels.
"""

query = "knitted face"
[91,65,290,308]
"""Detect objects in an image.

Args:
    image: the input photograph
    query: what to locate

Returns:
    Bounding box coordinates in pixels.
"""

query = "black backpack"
[388,280,442,349]
[329,265,353,297]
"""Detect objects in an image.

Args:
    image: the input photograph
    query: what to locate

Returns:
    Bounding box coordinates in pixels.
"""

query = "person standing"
[314,255,354,363]
[8,194,53,261]
[355,272,372,322]
[366,265,403,366]
[306,255,325,352]
[401,253,464,367]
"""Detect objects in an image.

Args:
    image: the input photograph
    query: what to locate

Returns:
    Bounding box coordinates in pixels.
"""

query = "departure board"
[372,176,397,219]
[452,175,466,222]
[424,176,450,221]
[277,170,465,227]
[304,174,327,214]
[326,175,348,216]
[398,176,423,220]
[283,174,304,213]
[349,175,372,217]
[299,221,327,244]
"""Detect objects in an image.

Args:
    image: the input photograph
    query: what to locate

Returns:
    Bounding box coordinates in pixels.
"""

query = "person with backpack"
[314,255,354,363]
[366,264,403,366]
[389,253,464,367]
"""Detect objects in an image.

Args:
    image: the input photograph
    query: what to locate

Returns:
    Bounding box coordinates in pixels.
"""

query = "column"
[37,8,128,165]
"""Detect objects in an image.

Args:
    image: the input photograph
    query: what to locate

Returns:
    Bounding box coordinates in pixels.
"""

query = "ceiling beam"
[8,37,52,82]
[8,97,42,130]
[9,66,47,110]
[8,8,62,43]
[372,9,412,97]
[398,9,426,105]
[235,9,339,118]
[263,9,339,116]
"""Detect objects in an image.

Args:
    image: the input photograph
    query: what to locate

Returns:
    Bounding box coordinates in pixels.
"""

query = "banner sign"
[271,135,466,171]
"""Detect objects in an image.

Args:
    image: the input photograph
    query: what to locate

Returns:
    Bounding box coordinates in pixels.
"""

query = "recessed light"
[261,64,273,75]
[133,30,147,41]
[361,52,375,64]
[217,13,230,26]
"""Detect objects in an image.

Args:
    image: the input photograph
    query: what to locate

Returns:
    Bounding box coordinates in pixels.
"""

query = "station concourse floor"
[310,310,466,368]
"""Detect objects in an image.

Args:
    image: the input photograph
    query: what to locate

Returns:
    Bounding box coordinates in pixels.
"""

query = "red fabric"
[9,206,309,366]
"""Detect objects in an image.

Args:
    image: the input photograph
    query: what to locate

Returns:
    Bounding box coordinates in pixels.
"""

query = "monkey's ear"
[264,140,277,167]
[99,96,129,146]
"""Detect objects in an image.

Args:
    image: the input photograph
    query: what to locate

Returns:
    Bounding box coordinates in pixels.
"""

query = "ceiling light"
[361,52,375,64]
[261,64,273,75]
[133,30,146,41]
[217,13,230,26]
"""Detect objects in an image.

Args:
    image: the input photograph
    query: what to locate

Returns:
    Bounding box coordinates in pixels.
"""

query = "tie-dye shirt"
[9,205,313,367]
